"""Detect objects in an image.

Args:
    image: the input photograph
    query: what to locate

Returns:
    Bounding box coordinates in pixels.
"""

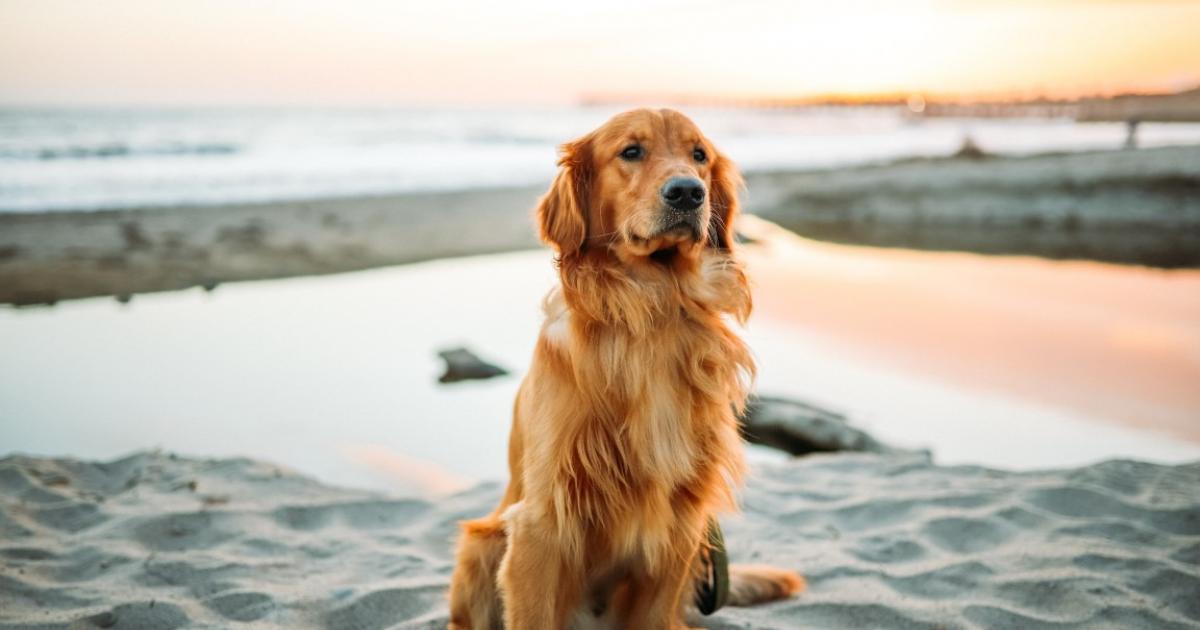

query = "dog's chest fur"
[534,256,751,570]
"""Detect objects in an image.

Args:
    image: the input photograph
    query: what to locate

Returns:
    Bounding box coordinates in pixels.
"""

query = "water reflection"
[2,235,1197,495]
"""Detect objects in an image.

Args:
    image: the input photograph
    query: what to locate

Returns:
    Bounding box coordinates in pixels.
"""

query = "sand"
[2,450,1198,629]
[744,144,1200,268]
[0,187,544,305]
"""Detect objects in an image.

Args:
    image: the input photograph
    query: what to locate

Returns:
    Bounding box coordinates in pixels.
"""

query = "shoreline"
[3,144,1199,306]
[0,187,544,306]
[744,144,1200,268]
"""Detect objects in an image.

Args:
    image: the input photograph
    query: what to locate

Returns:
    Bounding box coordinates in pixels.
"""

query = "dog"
[448,108,803,629]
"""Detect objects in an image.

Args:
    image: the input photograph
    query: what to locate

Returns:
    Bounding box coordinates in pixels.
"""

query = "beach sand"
[0,187,544,306]
[2,450,1198,629]
[744,144,1200,268]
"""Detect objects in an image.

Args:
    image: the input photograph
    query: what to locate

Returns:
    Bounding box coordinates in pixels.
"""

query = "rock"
[953,134,988,159]
[741,395,899,456]
[436,347,509,384]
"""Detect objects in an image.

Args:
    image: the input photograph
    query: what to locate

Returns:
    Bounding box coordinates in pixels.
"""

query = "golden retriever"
[448,108,803,630]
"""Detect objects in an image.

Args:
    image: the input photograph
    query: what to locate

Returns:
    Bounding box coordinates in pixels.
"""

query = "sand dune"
[2,451,1197,629]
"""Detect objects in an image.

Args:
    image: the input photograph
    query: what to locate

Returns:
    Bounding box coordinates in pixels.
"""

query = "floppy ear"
[707,149,743,250]
[536,139,590,258]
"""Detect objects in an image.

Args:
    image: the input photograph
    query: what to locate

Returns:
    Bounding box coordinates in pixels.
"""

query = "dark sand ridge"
[0,187,544,306]
[2,145,1198,306]
[746,144,1200,268]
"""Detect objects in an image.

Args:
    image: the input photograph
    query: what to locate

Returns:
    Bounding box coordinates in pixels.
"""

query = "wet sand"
[3,145,1197,306]
[744,144,1200,268]
[0,187,543,305]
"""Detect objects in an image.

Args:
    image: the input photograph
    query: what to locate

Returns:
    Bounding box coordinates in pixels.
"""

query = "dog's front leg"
[620,524,706,630]
[499,511,580,630]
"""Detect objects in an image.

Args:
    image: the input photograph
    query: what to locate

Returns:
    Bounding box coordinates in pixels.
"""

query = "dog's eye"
[620,145,644,161]
[693,147,707,163]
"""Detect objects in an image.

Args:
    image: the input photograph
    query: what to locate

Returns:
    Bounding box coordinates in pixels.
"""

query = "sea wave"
[4,106,1200,212]
[0,142,241,161]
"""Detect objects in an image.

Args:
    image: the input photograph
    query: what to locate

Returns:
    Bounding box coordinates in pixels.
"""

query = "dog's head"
[536,108,741,263]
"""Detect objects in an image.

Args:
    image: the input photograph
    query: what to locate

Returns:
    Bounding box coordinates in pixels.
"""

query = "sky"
[1,0,1198,106]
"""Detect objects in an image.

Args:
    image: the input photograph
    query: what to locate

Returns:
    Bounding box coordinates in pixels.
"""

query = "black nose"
[661,177,705,211]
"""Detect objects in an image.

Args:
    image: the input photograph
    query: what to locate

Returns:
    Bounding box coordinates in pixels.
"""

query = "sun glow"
[1,0,1197,105]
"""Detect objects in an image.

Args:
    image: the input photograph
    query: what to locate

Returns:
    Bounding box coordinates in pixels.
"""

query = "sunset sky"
[1,0,1198,106]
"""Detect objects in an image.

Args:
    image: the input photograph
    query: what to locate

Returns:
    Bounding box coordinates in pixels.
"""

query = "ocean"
[3,105,1200,213]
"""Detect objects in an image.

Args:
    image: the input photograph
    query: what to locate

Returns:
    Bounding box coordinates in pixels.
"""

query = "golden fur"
[448,108,803,630]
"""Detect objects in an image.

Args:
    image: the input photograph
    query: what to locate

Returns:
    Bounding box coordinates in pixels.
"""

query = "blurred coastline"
[585,86,1200,122]
[6,103,1200,214]
[2,103,1200,304]
[3,145,1199,305]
